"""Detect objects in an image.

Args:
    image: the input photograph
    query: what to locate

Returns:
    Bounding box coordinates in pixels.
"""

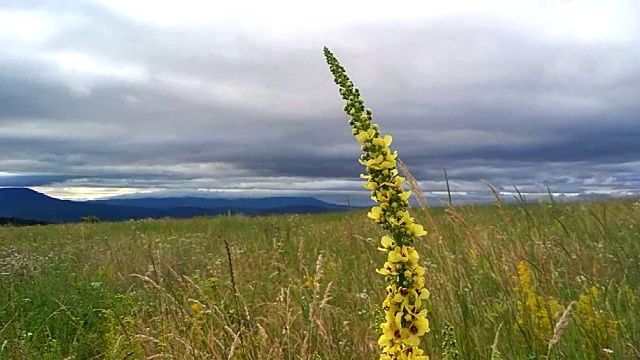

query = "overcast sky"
[1,0,639,205]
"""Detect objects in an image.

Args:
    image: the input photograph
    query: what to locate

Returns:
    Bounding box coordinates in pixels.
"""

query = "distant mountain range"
[0,188,353,224]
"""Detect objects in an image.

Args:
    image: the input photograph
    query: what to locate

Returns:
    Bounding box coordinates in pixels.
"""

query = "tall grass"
[0,195,639,359]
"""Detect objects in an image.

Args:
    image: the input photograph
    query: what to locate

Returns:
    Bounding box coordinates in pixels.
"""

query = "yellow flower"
[404,265,425,281]
[408,223,427,237]
[356,128,376,142]
[364,154,385,167]
[400,347,429,360]
[393,287,428,310]
[381,235,394,248]
[368,206,384,221]
[389,210,411,226]
[374,190,394,203]
[385,150,399,161]
[382,295,399,313]
[400,328,420,347]
[378,320,403,352]
[417,288,430,301]
[398,191,411,203]
[388,246,420,264]
[378,235,395,251]
[376,261,399,276]
[379,159,396,170]
[364,181,378,190]
[190,302,202,318]
[393,287,412,304]
[408,313,430,337]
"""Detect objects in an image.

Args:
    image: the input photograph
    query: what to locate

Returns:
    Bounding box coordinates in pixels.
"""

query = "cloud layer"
[1,0,639,204]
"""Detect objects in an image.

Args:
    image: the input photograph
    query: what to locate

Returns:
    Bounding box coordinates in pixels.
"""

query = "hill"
[0,188,352,223]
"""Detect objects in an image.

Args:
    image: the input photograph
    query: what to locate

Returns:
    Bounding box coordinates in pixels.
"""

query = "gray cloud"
[1,1,639,204]
[0,174,79,187]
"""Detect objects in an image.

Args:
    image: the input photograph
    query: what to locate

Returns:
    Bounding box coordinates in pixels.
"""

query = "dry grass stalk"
[397,158,441,239]
[224,325,242,360]
[146,354,171,359]
[397,159,430,210]
[490,323,503,359]
[223,239,258,358]
[547,301,575,357]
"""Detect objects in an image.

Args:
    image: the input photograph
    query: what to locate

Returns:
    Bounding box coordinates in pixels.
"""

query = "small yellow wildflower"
[190,302,201,314]
[189,302,203,320]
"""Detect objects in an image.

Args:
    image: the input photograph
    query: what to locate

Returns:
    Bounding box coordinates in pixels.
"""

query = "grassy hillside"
[0,197,639,359]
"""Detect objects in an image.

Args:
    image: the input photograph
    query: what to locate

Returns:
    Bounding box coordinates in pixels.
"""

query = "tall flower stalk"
[323,47,431,360]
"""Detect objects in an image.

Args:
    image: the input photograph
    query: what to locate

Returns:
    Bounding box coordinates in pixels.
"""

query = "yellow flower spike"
[324,46,430,359]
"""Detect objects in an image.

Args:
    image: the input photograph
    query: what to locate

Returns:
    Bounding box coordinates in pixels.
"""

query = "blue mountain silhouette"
[0,188,351,224]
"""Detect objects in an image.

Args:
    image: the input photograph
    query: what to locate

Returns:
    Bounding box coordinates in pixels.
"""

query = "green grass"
[1,197,639,359]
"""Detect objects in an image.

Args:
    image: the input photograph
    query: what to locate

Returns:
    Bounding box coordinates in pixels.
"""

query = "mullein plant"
[323,47,431,360]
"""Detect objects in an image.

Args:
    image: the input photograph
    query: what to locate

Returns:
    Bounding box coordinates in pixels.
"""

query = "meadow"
[2,48,639,360]
[1,194,639,359]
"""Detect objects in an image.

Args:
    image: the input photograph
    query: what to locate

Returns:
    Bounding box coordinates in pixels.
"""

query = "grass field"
[1,194,639,359]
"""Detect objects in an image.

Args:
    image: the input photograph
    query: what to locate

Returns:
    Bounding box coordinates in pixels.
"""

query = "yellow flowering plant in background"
[513,260,565,348]
[323,47,431,360]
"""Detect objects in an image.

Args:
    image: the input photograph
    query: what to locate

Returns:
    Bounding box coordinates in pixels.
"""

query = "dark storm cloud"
[0,174,79,187]
[466,123,640,164]
[1,1,639,201]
